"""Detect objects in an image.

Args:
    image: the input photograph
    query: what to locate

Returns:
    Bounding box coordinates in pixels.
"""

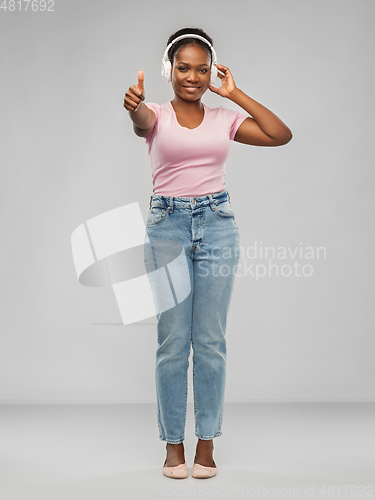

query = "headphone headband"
[161,33,218,86]
[165,34,215,58]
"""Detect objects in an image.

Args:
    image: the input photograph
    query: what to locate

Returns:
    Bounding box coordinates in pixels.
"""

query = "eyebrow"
[177,61,210,67]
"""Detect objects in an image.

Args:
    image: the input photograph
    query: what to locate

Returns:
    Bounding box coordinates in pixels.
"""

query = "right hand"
[123,70,145,111]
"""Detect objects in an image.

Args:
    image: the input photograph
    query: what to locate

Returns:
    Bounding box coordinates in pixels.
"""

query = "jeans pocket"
[215,200,235,218]
[146,205,168,226]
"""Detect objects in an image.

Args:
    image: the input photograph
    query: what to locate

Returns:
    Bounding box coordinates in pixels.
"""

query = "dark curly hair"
[167,27,214,67]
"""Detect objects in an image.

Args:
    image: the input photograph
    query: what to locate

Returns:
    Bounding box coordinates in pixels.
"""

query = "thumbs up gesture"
[124,70,145,111]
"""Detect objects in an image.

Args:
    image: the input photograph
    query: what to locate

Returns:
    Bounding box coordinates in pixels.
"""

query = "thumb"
[138,69,144,91]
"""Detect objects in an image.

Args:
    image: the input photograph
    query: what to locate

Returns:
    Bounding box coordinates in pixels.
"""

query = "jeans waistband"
[149,190,231,212]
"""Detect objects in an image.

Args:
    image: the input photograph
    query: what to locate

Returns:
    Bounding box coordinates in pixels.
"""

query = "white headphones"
[161,34,218,86]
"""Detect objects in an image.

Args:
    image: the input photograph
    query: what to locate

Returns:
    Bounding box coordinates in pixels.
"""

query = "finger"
[124,101,140,111]
[124,101,137,111]
[124,96,141,109]
[208,85,218,93]
[124,102,136,111]
[138,69,144,90]
[126,88,144,104]
[129,88,144,100]
[216,64,229,75]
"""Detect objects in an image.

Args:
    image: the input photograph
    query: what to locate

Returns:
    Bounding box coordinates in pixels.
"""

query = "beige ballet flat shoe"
[162,462,188,479]
[191,462,217,478]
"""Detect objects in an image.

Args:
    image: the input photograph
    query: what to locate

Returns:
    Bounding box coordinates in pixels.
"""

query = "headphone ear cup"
[161,59,171,82]
[210,64,218,86]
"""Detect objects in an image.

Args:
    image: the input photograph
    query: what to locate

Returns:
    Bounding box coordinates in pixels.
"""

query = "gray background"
[1,0,374,403]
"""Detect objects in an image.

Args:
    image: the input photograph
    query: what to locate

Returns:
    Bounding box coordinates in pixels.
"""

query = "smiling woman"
[123,26,293,480]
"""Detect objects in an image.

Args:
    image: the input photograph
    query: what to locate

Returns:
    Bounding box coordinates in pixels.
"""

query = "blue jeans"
[143,190,240,444]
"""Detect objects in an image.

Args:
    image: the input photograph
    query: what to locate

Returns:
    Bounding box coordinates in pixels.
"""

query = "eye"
[177,67,208,73]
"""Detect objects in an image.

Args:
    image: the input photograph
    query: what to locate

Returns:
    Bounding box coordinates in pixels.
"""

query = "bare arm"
[230,88,292,146]
[124,70,156,138]
[129,103,156,137]
[209,64,292,147]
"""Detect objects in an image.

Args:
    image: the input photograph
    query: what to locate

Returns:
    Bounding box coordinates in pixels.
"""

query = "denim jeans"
[143,189,240,444]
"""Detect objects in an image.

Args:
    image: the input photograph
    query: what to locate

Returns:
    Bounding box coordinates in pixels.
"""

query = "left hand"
[209,64,238,98]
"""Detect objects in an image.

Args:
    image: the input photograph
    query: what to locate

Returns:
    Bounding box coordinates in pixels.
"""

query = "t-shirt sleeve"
[143,102,161,149]
[221,107,249,141]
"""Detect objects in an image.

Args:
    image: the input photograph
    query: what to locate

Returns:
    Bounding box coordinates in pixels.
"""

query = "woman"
[123,27,292,479]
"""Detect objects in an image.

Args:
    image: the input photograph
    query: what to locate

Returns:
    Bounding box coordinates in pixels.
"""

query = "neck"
[171,94,203,112]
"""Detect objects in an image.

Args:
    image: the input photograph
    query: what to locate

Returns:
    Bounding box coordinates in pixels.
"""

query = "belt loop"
[168,196,173,213]
[208,193,216,211]
[149,195,152,208]
[227,191,231,202]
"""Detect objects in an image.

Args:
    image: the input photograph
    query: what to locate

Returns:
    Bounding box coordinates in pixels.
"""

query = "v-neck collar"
[169,101,206,131]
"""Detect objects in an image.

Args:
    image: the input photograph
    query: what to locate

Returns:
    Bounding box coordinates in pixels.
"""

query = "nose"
[186,69,199,83]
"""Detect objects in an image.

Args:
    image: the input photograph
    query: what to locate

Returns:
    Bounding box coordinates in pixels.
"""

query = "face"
[171,44,211,101]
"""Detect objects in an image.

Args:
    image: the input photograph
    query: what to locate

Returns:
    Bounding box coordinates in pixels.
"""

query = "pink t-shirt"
[143,101,248,197]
